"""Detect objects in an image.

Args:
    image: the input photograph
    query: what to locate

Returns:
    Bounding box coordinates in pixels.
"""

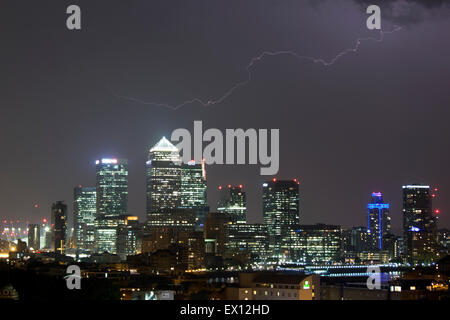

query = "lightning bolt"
[110,26,401,110]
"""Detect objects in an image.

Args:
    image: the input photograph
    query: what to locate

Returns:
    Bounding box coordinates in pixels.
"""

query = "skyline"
[1,136,446,236]
[1,0,450,231]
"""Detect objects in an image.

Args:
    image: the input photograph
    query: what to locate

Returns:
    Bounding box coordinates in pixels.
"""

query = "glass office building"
[217,185,247,224]
[94,158,128,254]
[74,186,96,252]
[225,223,269,263]
[402,184,438,264]
[95,158,128,217]
[181,160,208,229]
[146,137,182,218]
[296,224,342,265]
[263,179,300,261]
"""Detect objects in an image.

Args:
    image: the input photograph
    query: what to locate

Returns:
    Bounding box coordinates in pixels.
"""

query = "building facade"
[27,224,40,251]
[225,223,269,264]
[146,137,182,217]
[217,185,247,224]
[74,186,96,252]
[96,158,128,217]
[296,224,341,265]
[180,160,208,229]
[402,184,438,264]
[367,192,391,250]
[262,179,300,261]
[51,201,67,254]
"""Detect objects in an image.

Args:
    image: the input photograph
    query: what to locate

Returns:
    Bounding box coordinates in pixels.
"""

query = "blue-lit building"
[367,192,391,251]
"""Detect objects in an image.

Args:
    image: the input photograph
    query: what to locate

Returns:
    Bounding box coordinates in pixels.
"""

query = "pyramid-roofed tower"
[149,136,179,153]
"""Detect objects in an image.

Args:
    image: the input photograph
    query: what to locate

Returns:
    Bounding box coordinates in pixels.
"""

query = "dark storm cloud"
[1,0,450,231]
[350,0,450,25]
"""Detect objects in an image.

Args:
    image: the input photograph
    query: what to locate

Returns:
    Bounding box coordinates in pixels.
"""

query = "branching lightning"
[109,26,401,110]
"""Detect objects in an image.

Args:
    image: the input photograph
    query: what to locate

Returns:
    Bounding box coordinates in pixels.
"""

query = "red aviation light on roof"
[218,186,222,190]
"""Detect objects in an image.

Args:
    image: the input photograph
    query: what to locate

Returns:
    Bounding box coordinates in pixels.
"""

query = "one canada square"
[146,137,207,228]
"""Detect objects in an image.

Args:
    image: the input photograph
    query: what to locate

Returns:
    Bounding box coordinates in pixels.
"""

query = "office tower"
[225,223,269,264]
[117,216,142,260]
[44,229,52,250]
[367,192,391,250]
[74,186,96,252]
[181,160,209,229]
[142,227,178,254]
[51,201,67,254]
[204,212,231,258]
[95,215,130,254]
[262,179,300,260]
[297,224,342,265]
[94,158,128,254]
[96,158,128,217]
[146,137,182,217]
[27,224,40,251]
[402,184,438,264]
[39,218,50,249]
[146,208,196,232]
[177,231,205,270]
[436,228,449,253]
[383,233,401,261]
[217,185,247,223]
[349,226,371,253]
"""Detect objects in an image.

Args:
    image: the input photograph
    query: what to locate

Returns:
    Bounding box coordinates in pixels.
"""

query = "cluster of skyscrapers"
[21,137,447,268]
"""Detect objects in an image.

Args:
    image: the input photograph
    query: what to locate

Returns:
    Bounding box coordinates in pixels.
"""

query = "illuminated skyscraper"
[225,223,269,263]
[94,158,128,254]
[74,186,96,252]
[95,158,128,217]
[117,216,142,260]
[296,224,341,265]
[367,192,391,250]
[204,212,231,259]
[27,224,40,251]
[181,160,208,229]
[402,184,438,264]
[51,201,67,254]
[263,179,300,261]
[217,185,246,223]
[146,137,182,218]
[95,215,128,254]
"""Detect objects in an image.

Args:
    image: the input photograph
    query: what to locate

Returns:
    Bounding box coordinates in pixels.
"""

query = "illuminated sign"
[303,280,310,289]
[101,158,118,164]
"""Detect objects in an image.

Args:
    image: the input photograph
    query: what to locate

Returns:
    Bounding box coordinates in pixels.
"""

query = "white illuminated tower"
[146,137,182,216]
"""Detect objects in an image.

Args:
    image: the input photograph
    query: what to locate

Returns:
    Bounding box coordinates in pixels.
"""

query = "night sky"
[1,0,450,233]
